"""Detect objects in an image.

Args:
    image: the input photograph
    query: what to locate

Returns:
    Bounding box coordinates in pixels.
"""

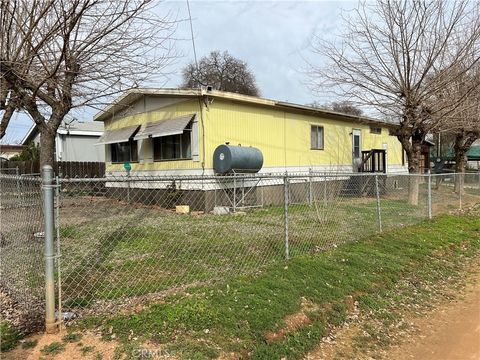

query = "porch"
[359,149,386,173]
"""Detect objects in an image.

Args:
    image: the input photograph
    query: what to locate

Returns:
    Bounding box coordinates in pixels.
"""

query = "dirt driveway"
[385,270,480,360]
[307,263,480,360]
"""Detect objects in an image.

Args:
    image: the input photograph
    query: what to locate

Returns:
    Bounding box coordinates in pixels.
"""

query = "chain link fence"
[1,171,479,329]
[0,174,45,332]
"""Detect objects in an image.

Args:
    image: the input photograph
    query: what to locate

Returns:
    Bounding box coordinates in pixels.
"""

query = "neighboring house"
[22,120,105,162]
[467,139,480,170]
[0,144,25,160]
[94,88,408,177]
[430,138,480,171]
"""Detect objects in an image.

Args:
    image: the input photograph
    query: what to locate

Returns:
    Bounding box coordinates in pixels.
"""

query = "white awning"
[133,114,195,141]
[95,125,139,145]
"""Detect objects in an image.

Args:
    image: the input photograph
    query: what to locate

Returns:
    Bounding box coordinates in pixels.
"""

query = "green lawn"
[74,212,480,359]
[58,197,426,306]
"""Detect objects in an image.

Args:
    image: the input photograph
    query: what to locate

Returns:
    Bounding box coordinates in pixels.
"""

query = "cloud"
[4,0,357,143]
[165,0,356,103]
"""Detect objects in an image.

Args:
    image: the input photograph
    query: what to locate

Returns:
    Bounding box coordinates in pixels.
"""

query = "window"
[311,125,324,150]
[370,126,382,134]
[153,128,192,161]
[353,133,361,158]
[111,139,138,163]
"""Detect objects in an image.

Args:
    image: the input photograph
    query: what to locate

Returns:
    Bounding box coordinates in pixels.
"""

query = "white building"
[22,120,105,162]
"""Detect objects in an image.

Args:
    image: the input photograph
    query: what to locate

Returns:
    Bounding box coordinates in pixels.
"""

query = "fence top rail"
[0,174,42,182]
[51,171,474,183]
[3,171,474,184]
[57,173,355,183]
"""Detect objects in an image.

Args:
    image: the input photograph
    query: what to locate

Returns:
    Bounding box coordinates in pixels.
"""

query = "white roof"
[22,120,103,144]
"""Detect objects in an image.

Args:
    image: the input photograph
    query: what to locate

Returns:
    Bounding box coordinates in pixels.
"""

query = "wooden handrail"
[359,149,386,173]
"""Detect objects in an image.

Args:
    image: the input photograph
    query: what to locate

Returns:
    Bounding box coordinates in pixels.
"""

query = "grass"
[75,212,480,359]
[58,196,427,304]
[79,345,95,356]
[40,341,65,355]
[22,339,38,349]
[62,332,83,343]
[0,321,22,352]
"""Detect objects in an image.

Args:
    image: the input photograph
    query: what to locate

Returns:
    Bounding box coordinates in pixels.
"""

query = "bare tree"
[309,0,480,204]
[181,50,260,96]
[330,101,363,116]
[307,100,363,116]
[437,68,480,191]
[0,0,177,166]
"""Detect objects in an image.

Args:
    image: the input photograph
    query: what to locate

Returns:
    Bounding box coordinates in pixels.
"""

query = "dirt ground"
[385,270,480,360]
[4,330,120,360]
[307,263,480,360]
[5,267,480,360]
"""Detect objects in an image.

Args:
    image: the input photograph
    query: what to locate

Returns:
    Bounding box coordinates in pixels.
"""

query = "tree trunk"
[406,139,423,206]
[39,129,56,169]
[452,131,480,194]
[453,134,468,194]
[454,150,466,194]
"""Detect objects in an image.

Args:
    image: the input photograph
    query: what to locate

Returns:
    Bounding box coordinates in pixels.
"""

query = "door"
[352,129,361,171]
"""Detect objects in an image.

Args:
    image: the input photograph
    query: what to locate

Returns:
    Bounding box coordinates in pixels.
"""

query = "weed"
[80,345,95,356]
[21,339,38,349]
[62,332,83,343]
[40,342,65,355]
[113,347,123,360]
[0,321,22,352]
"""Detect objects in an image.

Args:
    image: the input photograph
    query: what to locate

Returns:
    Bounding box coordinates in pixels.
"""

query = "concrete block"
[213,206,230,215]
[176,205,190,214]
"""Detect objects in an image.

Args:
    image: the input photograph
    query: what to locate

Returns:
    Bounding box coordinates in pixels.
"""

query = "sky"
[3,0,357,144]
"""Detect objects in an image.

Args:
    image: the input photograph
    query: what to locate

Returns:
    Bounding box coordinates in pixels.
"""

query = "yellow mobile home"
[95,88,407,176]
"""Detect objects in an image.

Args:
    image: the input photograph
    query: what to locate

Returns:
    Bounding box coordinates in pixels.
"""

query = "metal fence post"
[126,168,131,204]
[55,175,62,330]
[427,173,432,219]
[308,168,313,206]
[233,175,237,213]
[478,171,480,193]
[374,175,383,232]
[459,173,463,210]
[15,166,20,201]
[42,165,58,333]
[284,174,290,260]
[323,172,327,207]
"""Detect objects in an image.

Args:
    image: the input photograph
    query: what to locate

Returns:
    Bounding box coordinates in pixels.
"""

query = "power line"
[186,0,199,86]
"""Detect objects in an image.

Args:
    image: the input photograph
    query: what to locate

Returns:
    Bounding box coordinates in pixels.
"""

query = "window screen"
[370,126,382,134]
[353,135,361,158]
[311,125,324,150]
[111,140,138,163]
[153,129,192,161]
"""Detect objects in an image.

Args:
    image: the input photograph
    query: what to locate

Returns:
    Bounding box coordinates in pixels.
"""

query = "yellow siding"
[104,99,203,172]
[204,100,404,169]
[104,96,405,173]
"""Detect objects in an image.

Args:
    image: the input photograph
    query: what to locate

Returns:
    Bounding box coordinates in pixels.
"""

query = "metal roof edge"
[94,88,202,122]
[21,125,38,144]
[57,129,103,136]
[94,88,398,128]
